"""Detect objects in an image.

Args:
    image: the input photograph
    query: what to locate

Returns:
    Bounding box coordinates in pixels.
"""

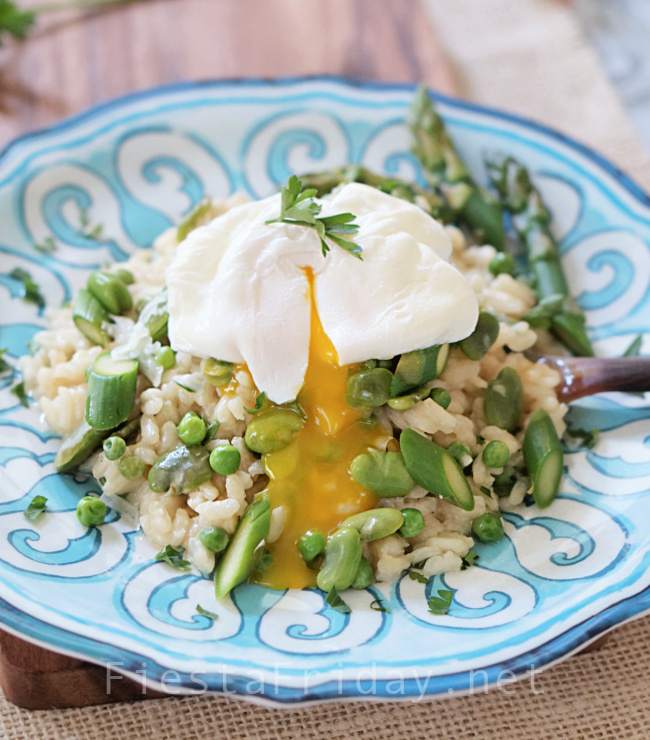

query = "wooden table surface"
[0,0,457,709]
[0,0,455,148]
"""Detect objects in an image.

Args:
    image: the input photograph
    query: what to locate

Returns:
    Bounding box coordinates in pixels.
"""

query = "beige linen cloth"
[2,0,650,737]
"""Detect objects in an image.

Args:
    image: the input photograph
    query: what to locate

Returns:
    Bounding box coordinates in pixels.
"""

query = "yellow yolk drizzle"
[252,270,386,590]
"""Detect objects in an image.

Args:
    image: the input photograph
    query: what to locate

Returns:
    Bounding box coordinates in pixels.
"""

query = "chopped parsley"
[325,586,351,614]
[564,426,600,450]
[461,550,479,570]
[11,381,29,407]
[369,598,391,613]
[10,268,45,309]
[154,545,191,571]
[34,236,57,254]
[408,570,429,585]
[623,334,643,358]
[24,494,47,521]
[244,392,266,415]
[196,604,218,620]
[266,175,362,260]
[173,380,197,393]
[78,208,103,240]
[0,348,10,373]
[426,588,454,616]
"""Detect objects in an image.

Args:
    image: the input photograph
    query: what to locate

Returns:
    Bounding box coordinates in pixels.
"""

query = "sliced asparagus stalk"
[390,344,449,397]
[523,407,564,508]
[300,165,452,223]
[485,156,594,357]
[54,415,141,473]
[86,352,138,430]
[483,367,524,433]
[138,290,168,342]
[459,311,500,361]
[73,289,110,346]
[87,270,133,315]
[177,196,212,242]
[54,421,110,472]
[214,498,271,599]
[400,428,474,511]
[408,85,505,249]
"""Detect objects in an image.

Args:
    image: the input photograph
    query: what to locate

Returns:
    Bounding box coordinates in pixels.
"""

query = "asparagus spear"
[299,165,453,223]
[486,156,594,357]
[214,498,271,598]
[523,408,564,508]
[407,85,505,249]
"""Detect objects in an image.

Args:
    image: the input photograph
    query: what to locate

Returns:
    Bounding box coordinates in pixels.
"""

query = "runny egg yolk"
[252,269,387,590]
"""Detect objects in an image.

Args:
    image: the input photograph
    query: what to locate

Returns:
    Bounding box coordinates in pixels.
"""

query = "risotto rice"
[18,192,567,585]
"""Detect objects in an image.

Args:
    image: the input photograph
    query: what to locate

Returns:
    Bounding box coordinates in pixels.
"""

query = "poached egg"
[167,183,478,403]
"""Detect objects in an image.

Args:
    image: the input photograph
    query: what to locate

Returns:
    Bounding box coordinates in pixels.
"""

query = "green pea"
[76,496,106,527]
[351,557,374,589]
[350,450,415,498]
[177,412,206,446]
[112,268,135,285]
[342,507,405,542]
[209,444,241,476]
[447,441,473,469]
[299,530,325,562]
[430,387,451,409]
[316,527,363,593]
[345,368,393,408]
[103,435,126,461]
[472,512,504,542]
[488,253,516,276]
[154,346,176,370]
[399,508,425,538]
[244,408,305,455]
[119,455,146,480]
[87,270,133,315]
[459,310,500,361]
[483,367,524,432]
[148,444,213,494]
[203,358,233,387]
[482,440,510,468]
[199,526,229,553]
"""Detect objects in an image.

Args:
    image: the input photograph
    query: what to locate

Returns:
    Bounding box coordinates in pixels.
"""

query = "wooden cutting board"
[0,0,461,710]
[0,0,609,711]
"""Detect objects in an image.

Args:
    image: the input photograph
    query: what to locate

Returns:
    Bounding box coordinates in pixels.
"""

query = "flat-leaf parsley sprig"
[265,175,363,260]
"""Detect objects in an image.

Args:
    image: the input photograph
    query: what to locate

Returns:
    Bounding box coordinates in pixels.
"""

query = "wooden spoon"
[538,355,650,403]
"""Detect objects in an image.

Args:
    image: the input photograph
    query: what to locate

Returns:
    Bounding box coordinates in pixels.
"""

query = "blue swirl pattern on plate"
[0,78,649,705]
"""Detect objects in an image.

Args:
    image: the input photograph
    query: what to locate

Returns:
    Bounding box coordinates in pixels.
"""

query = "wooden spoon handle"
[542,356,650,403]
